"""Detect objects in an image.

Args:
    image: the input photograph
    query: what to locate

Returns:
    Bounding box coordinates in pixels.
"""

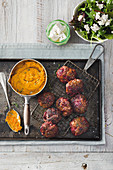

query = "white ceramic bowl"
[72,0,108,43]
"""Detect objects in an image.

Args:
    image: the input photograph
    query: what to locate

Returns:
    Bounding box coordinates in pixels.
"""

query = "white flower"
[98,19,105,25]
[80,29,82,32]
[96,12,100,20]
[98,14,109,26]
[78,15,83,21]
[101,14,108,22]
[105,19,111,26]
[97,34,100,37]
[111,31,113,34]
[97,3,104,9]
[84,24,90,33]
[91,24,100,32]
[83,18,86,22]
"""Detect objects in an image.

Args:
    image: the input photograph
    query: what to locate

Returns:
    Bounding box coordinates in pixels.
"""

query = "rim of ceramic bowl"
[8,59,47,97]
[72,0,108,43]
[46,19,70,44]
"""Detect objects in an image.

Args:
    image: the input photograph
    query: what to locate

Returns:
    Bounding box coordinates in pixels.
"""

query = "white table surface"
[0,0,113,169]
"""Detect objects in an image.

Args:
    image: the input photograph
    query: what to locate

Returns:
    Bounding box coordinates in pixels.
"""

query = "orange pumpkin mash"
[5,109,22,132]
[9,61,47,95]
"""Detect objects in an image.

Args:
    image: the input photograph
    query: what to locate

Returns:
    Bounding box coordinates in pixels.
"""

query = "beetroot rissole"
[40,121,58,138]
[56,66,76,83]
[71,94,87,114]
[66,78,83,96]
[56,97,72,117]
[43,108,62,124]
[38,92,55,108]
[70,117,89,136]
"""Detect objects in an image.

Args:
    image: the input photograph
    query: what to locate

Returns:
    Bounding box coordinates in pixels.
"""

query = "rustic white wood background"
[0,0,113,169]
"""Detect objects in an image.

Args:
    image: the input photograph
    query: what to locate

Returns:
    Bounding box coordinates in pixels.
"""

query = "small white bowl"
[72,0,108,43]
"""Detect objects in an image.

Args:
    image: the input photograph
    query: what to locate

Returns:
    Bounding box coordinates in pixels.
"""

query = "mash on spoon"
[5,109,22,132]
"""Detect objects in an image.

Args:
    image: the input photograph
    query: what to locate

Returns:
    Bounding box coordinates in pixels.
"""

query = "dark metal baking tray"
[0,59,102,141]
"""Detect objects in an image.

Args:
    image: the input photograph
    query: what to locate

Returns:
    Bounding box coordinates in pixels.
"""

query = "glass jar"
[46,19,70,46]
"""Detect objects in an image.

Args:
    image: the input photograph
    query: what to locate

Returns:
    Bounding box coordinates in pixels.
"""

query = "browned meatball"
[56,97,72,117]
[56,66,76,83]
[70,117,89,136]
[38,92,55,108]
[40,121,58,138]
[66,78,83,96]
[43,108,62,124]
[71,94,87,114]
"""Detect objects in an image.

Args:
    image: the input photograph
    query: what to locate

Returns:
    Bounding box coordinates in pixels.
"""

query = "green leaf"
[55,64,61,75]
[80,31,89,40]
[86,18,94,26]
[68,19,81,27]
[107,12,113,17]
[104,34,113,39]
[103,8,108,13]
[105,0,113,4]
[107,4,113,10]
[97,26,106,36]
[12,102,19,108]
[85,10,96,19]
[86,0,91,4]
[87,0,96,3]
[78,7,86,11]
[109,25,113,29]
[91,35,102,41]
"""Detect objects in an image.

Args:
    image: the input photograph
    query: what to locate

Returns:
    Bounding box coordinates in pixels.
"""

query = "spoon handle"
[0,72,11,109]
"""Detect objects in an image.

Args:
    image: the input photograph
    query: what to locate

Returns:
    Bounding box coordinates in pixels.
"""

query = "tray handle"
[84,44,105,71]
